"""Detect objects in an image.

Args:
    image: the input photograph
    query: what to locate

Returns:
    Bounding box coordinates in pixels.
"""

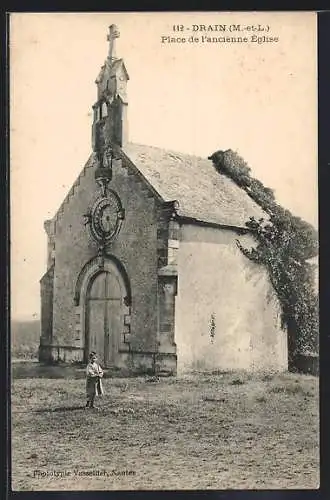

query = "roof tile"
[123,142,266,228]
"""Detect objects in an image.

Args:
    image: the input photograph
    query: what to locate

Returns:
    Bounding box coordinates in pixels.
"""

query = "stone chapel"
[39,25,288,374]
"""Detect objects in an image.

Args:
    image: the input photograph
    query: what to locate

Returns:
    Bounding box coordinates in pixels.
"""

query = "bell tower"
[92,24,129,156]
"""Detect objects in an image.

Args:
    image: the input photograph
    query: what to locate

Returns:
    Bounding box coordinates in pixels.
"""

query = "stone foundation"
[39,344,177,375]
[38,345,84,364]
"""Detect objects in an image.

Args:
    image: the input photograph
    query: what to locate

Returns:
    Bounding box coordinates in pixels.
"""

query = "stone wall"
[39,267,54,361]
[50,154,162,361]
[175,224,288,373]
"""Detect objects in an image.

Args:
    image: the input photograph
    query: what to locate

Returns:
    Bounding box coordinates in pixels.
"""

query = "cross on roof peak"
[107,24,120,60]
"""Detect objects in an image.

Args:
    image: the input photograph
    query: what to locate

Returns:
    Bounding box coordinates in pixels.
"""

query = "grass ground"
[11,366,319,491]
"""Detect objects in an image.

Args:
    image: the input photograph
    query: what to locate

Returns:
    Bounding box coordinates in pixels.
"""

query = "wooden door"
[86,271,122,366]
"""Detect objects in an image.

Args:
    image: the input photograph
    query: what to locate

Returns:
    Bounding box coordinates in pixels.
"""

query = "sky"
[10,12,317,320]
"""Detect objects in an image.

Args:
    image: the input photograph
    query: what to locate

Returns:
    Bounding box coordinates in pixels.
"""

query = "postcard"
[10,12,318,491]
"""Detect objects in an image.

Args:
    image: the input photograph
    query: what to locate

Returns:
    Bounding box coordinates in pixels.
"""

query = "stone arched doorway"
[86,270,123,366]
[75,256,131,367]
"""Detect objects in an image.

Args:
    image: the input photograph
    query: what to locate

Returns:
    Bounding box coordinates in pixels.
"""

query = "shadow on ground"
[11,361,138,379]
[12,361,87,380]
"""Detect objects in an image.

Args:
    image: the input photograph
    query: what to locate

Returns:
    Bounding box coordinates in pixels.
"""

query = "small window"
[102,101,108,117]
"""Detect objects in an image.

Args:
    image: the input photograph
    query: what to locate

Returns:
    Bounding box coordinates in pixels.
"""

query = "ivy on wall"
[209,149,319,366]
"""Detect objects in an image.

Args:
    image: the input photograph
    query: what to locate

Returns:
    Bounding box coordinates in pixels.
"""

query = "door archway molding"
[73,254,131,363]
[74,254,131,307]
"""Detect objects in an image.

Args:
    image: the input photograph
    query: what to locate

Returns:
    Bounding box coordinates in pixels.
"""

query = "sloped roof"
[95,58,129,84]
[122,143,266,228]
[109,58,129,80]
